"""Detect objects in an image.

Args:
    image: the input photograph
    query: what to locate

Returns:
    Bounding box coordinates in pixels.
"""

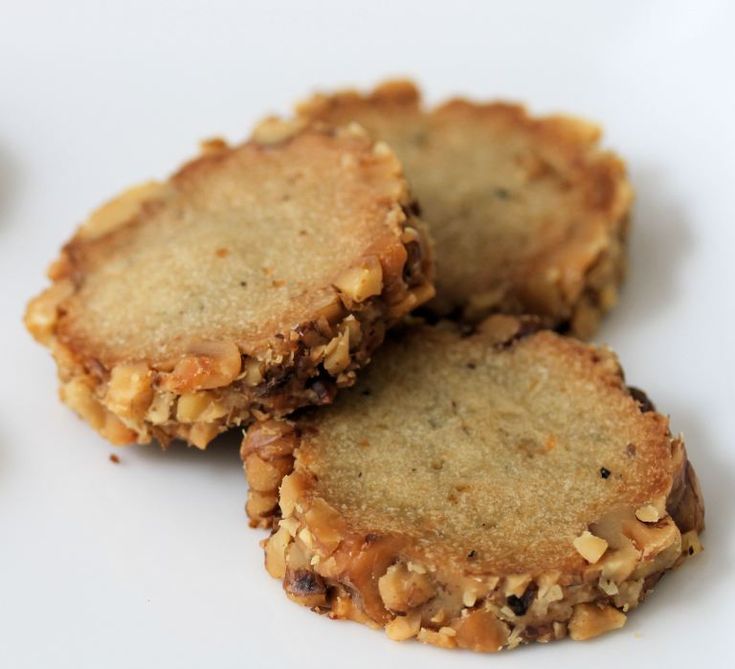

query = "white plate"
[1,2,733,667]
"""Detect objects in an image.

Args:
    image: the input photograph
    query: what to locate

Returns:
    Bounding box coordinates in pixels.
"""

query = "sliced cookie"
[242,316,704,652]
[25,125,434,448]
[292,80,633,337]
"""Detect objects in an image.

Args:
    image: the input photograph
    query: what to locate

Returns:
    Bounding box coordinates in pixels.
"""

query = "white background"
[1,1,733,667]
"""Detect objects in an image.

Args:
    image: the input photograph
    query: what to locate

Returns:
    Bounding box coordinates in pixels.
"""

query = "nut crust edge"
[296,79,634,339]
[24,125,435,449]
[241,325,704,652]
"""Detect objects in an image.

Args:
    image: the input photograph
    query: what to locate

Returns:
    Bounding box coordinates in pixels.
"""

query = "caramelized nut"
[241,358,264,386]
[279,472,307,518]
[612,578,644,610]
[385,613,421,641]
[189,422,219,449]
[635,504,661,523]
[199,137,228,155]
[333,256,383,304]
[599,542,641,583]
[241,420,298,461]
[313,296,345,327]
[145,391,175,424]
[62,378,137,444]
[386,281,436,318]
[323,330,350,375]
[23,280,74,344]
[246,490,279,522]
[245,454,293,492]
[104,363,153,418]
[378,563,435,613]
[303,498,345,555]
[598,576,619,596]
[279,517,300,538]
[61,377,106,430]
[504,574,532,597]
[101,413,139,445]
[568,603,626,641]
[417,627,457,650]
[626,516,681,560]
[265,524,293,579]
[454,610,508,653]
[462,590,478,608]
[284,568,327,608]
[165,341,242,392]
[252,117,304,144]
[176,391,227,423]
[341,315,362,350]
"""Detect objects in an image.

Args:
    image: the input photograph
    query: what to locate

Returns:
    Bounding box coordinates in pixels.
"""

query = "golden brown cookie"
[294,81,633,337]
[24,125,434,448]
[243,316,704,652]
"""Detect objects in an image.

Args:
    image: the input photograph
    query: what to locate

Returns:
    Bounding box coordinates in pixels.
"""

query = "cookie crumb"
[109,454,120,464]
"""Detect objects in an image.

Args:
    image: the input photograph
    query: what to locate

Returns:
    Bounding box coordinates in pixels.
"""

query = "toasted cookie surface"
[25,125,434,447]
[295,81,633,336]
[243,316,704,652]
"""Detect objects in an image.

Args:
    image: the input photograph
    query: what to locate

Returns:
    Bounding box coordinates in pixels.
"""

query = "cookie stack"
[25,80,704,653]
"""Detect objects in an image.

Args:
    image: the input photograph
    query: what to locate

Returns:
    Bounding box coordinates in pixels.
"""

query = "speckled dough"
[243,316,704,652]
[24,125,434,448]
[294,81,633,337]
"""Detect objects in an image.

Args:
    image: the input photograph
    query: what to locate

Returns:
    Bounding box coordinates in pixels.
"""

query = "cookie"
[294,81,633,337]
[24,125,434,448]
[242,316,704,652]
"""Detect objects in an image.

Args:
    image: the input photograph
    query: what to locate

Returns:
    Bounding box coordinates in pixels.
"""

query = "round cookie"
[242,316,704,652]
[25,125,434,448]
[294,81,633,337]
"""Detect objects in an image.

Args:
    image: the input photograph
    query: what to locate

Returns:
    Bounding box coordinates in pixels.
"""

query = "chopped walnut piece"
[278,472,308,518]
[245,454,293,493]
[573,530,609,563]
[303,498,345,555]
[246,490,278,522]
[62,378,137,444]
[265,524,293,579]
[61,377,107,431]
[145,391,174,424]
[385,613,422,641]
[598,576,619,596]
[176,391,227,423]
[24,280,74,344]
[453,610,509,652]
[417,627,457,650]
[189,422,219,449]
[165,341,242,393]
[284,568,327,608]
[341,315,362,350]
[681,530,703,557]
[241,358,264,386]
[378,563,435,612]
[599,542,641,583]
[251,116,305,144]
[626,516,681,562]
[568,603,626,640]
[333,256,383,304]
[104,362,154,418]
[323,330,350,375]
[635,504,661,523]
[504,574,533,597]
